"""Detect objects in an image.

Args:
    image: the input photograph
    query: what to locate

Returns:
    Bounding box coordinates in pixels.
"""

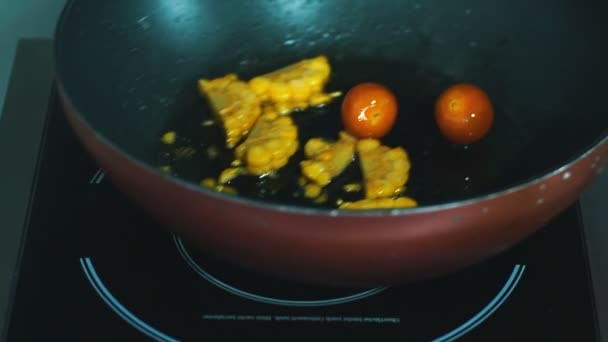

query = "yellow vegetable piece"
[339,197,418,210]
[300,131,357,187]
[357,139,412,199]
[248,55,339,114]
[236,111,299,175]
[161,131,176,144]
[200,177,238,195]
[218,167,242,184]
[220,109,299,180]
[304,183,322,198]
[198,73,262,148]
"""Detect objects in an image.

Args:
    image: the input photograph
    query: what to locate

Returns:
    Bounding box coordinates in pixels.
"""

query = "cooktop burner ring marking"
[79,256,525,341]
[432,264,526,342]
[173,235,388,307]
[80,258,178,342]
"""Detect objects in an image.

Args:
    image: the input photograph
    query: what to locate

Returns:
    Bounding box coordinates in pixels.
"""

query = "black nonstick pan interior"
[55,0,608,208]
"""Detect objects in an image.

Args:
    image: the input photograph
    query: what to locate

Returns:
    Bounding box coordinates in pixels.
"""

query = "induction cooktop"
[0,83,601,342]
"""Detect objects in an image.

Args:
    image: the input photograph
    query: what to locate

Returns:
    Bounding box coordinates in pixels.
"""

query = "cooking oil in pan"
[157,58,527,208]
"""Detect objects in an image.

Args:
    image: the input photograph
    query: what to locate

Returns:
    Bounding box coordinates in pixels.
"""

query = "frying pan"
[54,0,608,287]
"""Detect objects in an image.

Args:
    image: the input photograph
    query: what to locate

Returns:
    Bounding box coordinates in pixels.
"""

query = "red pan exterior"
[59,85,608,287]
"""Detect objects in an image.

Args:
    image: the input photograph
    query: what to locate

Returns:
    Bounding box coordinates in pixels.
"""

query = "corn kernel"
[275,102,293,115]
[226,107,299,177]
[317,151,333,161]
[245,55,338,116]
[269,82,291,103]
[198,74,262,148]
[161,131,176,144]
[304,138,327,156]
[300,131,356,188]
[302,161,324,179]
[262,107,279,120]
[304,75,322,89]
[249,77,271,97]
[357,139,381,153]
[289,79,311,101]
[313,193,328,204]
[357,140,412,200]
[275,116,292,126]
[272,157,288,169]
[395,197,418,207]
[317,172,331,186]
[339,197,418,210]
[217,185,238,195]
[304,184,322,198]
[201,177,216,188]
[293,101,309,110]
[247,145,272,167]
[219,167,242,184]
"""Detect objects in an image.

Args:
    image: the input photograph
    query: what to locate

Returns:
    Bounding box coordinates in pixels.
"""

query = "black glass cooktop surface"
[2,91,600,341]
